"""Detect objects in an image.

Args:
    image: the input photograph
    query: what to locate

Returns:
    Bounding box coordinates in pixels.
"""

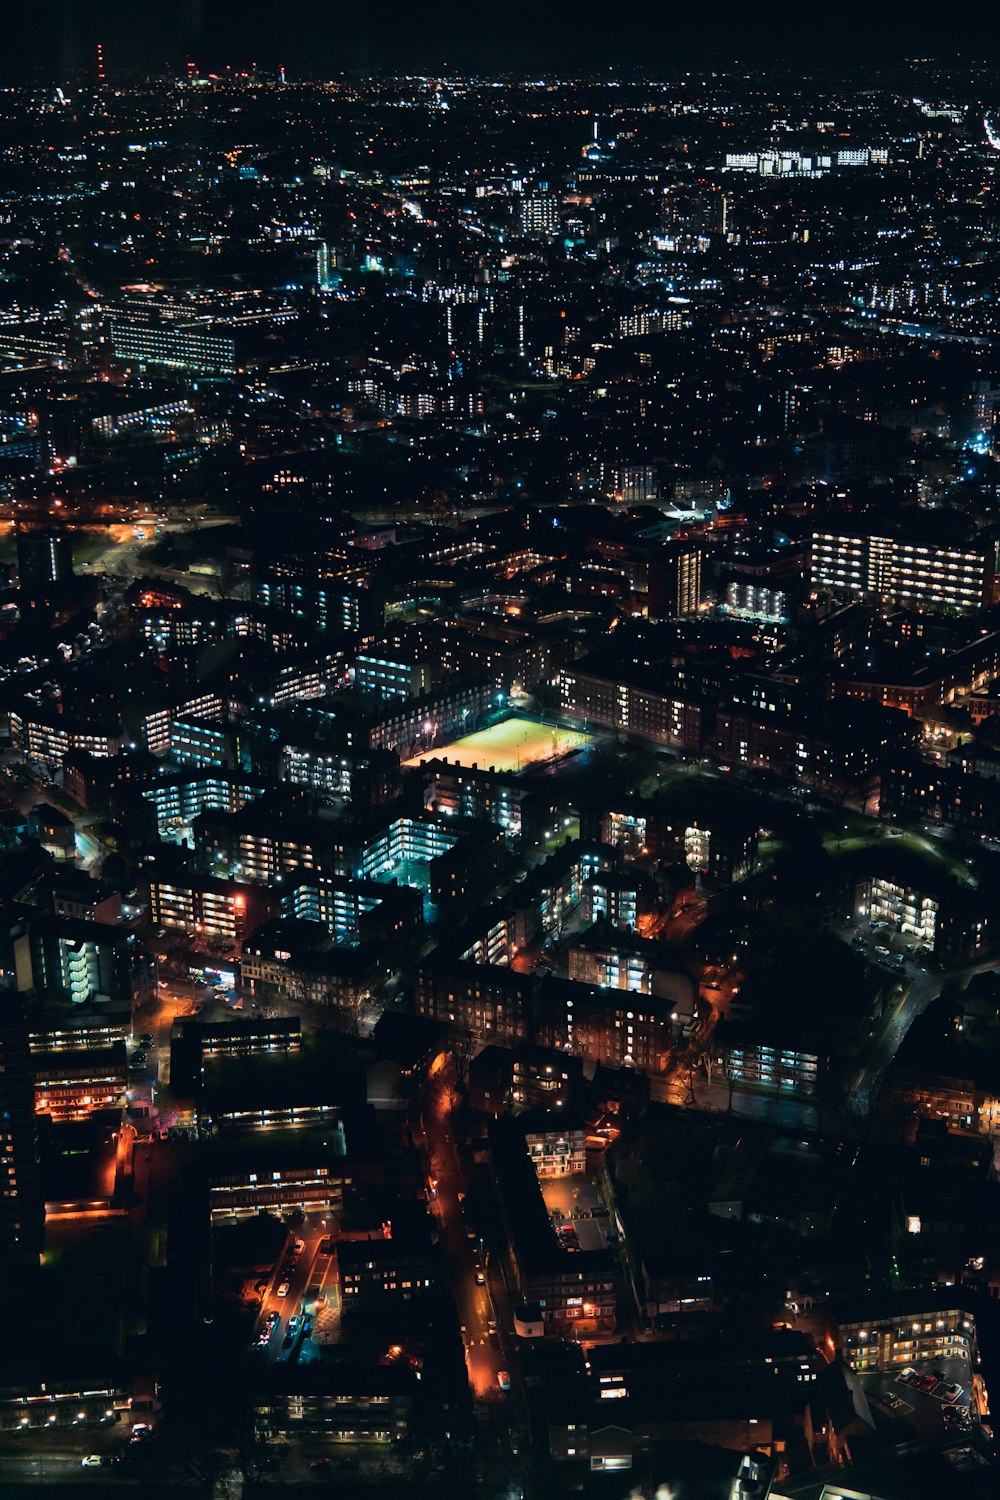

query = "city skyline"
[0,37,999,1500]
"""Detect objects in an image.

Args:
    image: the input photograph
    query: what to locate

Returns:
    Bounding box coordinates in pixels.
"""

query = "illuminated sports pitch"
[404,716,594,773]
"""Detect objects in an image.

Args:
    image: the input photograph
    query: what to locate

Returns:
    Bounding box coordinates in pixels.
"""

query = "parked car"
[257,1312,279,1348]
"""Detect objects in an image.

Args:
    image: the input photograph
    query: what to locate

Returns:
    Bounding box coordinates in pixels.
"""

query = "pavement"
[539,1174,609,1252]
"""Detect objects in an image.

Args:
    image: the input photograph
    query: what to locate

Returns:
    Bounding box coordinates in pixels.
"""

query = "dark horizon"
[6,1,999,81]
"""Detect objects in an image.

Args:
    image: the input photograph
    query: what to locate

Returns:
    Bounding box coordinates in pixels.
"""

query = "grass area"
[636,765,811,843]
[404,716,594,773]
[823,827,980,890]
[640,766,980,892]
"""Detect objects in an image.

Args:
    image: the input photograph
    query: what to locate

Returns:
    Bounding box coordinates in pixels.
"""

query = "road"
[848,966,941,1108]
[124,978,202,1130]
[420,1072,505,1401]
[0,1451,127,1484]
[74,512,239,582]
[640,891,708,948]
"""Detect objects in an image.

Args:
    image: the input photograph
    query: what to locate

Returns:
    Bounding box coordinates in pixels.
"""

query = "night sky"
[6,1,994,80]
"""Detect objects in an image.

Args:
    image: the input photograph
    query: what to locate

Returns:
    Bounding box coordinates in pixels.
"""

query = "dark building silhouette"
[0,991,44,1269]
[16,529,74,588]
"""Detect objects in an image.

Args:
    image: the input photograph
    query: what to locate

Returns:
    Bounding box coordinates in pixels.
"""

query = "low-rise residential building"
[835,1291,978,1373]
[557,664,706,751]
[8,705,123,773]
[491,1116,616,1334]
[145,866,273,943]
[254,1365,415,1443]
[525,1114,587,1176]
[338,1224,435,1310]
[28,919,155,1009]
[33,1043,128,1121]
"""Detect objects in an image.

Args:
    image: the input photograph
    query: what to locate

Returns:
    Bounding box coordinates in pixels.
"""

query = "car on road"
[475,1269,486,1285]
[497,1371,511,1392]
[81,1455,104,1467]
[276,1281,290,1299]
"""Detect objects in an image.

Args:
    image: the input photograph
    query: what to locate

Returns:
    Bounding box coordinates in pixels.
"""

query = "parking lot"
[848,916,928,968]
[538,1174,610,1252]
[859,1353,974,1440]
